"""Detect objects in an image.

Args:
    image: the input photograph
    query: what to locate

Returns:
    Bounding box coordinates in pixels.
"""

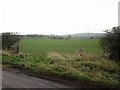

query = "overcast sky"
[0,0,119,35]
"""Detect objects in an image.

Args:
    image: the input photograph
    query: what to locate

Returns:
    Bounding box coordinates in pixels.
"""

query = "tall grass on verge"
[2,52,120,88]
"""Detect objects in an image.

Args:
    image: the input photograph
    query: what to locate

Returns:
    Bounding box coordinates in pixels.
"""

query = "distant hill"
[61,33,105,39]
[20,33,105,39]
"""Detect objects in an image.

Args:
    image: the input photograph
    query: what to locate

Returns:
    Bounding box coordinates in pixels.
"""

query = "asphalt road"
[2,70,72,88]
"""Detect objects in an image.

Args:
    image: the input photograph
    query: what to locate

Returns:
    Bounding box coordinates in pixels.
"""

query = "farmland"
[19,37,102,55]
[2,37,120,88]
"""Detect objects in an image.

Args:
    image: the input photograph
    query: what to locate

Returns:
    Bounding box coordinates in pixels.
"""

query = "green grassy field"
[19,37,102,55]
[2,37,120,88]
